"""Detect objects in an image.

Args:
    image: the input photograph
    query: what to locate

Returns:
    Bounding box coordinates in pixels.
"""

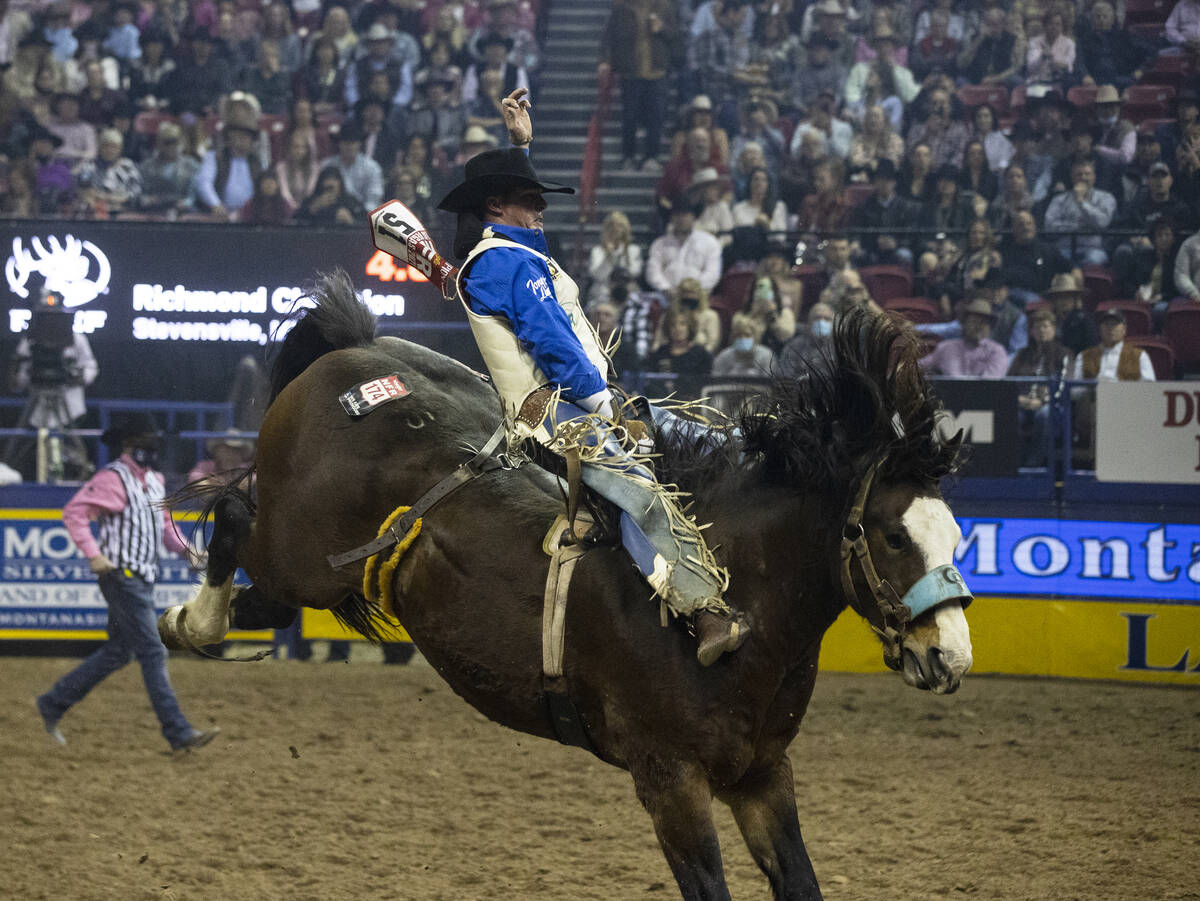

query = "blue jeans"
[545,400,726,616]
[40,570,194,748]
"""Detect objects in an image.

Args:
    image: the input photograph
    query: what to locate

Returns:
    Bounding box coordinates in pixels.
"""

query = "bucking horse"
[159,270,973,901]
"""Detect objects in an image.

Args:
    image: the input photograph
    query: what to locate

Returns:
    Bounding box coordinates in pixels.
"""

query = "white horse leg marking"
[901,497,973,680]
[161,576,235,648]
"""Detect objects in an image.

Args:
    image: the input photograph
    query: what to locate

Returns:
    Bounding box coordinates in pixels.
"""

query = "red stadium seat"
[1009,84,1027,114]
[133,111,176,136]
[957,84,1009,113]
[1094,300,1152,336]
[1125,0,1172,23]
[1137,117,1175,135]
[883,296,941,323]
[1164,299,1200,372]
[1067,85,1098,107]
[1139,68,1187,91]
[842,183,874,210]
[714,269,756,310]
[1129,20,1166,37]
[860,265,914,302]
[1123,100,1171,125]
[1126,336,1176,379]
[260,113,288,163]
[1081,265,1116,312]
[1126,84,1176,105]
[794,265,830,307]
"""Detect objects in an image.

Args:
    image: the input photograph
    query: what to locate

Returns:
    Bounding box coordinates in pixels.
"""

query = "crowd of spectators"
[582,0,1200,398]
[1,0,1198,396]
[0,0,542,222]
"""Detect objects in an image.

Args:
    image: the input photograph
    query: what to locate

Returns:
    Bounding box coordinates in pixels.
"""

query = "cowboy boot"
[694,609,751,666]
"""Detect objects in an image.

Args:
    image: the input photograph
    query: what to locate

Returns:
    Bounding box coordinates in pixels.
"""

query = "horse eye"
[885,532,907,550]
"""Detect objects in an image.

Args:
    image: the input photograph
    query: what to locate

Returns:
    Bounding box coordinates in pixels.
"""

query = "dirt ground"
[3,648,1198,901]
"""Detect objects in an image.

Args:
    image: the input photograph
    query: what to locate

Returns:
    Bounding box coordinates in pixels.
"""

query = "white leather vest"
[458,231,610,437]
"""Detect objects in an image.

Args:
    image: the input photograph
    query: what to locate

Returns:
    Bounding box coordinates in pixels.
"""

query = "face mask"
[811,318,834,338]
[130,446,159,468]
[733,336,755,353]
[754,282,774,302]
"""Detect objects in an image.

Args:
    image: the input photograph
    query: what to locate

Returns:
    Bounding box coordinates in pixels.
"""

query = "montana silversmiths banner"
[0,506,206,636]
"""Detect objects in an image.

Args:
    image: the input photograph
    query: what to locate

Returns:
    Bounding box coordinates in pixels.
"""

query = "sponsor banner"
[956,517,1200,604]
[931,378,1023,477]
[820,595,1200,684]
[1097,381,1200,484]
[0,508,270,640]
[0,507,409,642]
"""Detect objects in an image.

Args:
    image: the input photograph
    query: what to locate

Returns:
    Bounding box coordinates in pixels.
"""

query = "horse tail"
[165,469,256,565]
[269,268,377,402]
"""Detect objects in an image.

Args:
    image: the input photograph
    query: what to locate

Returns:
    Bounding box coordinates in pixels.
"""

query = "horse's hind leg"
[159,494,253,649]
[718,756,822,900]
[631,760,731,901]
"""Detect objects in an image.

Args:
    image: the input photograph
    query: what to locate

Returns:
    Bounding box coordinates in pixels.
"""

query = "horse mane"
[268,268,377,402]
[655,308,961,499]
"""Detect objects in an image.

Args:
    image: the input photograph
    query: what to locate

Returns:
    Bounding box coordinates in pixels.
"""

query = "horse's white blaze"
[901,497,973,679]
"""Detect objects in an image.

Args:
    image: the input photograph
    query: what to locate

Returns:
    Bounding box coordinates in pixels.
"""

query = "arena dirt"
[3,651,1198,901]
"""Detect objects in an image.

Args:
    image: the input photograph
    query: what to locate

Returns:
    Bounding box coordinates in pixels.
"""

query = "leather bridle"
[839,459,973,669]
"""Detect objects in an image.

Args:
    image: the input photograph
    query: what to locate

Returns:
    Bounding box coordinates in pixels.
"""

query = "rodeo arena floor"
[0,648,1195,901]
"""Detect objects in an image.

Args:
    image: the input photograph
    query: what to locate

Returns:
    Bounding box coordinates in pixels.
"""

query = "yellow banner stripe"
[820,595,1200,684]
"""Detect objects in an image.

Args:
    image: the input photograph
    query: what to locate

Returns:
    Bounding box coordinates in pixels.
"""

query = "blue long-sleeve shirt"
[463,223,606,402]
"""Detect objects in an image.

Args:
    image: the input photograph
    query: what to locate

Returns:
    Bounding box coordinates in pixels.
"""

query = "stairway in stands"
[534,0,663,260]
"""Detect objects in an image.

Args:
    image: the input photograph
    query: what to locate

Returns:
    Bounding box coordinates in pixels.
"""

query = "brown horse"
[160,272,973,901]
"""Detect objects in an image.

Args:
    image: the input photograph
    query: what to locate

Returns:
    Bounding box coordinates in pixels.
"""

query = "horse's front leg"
[630,759,730,901]
[159,494,252,649]
[718,756,822,900]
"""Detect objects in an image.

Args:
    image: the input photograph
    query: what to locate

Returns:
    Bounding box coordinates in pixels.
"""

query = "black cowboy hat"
[437,147,573,213]
[101,412,162,448]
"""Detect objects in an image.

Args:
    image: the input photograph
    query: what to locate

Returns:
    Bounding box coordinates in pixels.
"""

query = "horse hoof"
[158,606,188,650]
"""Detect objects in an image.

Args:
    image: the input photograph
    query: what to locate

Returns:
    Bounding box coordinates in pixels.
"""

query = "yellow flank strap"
[361,505,423,618]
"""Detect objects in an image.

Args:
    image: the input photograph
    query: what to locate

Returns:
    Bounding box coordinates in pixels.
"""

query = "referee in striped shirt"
[35,413,219,753]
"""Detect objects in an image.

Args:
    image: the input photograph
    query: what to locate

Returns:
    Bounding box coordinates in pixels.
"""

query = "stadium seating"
[842,184,874,210]
[1081,266,1116,312]
[957,84,1009,112]
[1164,300,1200,372]
[712,269,757,325]
[794,265,830,306]
[133,110,175,136]
[860,265,914,302]
[1123,85,1174,123]
[1094,300,1152,336]
[1067,85,1098,108]
[1124,0,1173,24]
[1126,336,1176,380]
[883,296,941,323]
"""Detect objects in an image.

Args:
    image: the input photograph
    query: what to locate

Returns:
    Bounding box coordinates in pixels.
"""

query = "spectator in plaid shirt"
[605,267,666,374]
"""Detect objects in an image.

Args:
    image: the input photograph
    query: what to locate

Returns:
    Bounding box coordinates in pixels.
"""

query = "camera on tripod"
[27,290,80,388]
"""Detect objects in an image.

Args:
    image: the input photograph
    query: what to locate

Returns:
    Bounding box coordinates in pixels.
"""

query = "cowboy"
[438,88,749,665]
